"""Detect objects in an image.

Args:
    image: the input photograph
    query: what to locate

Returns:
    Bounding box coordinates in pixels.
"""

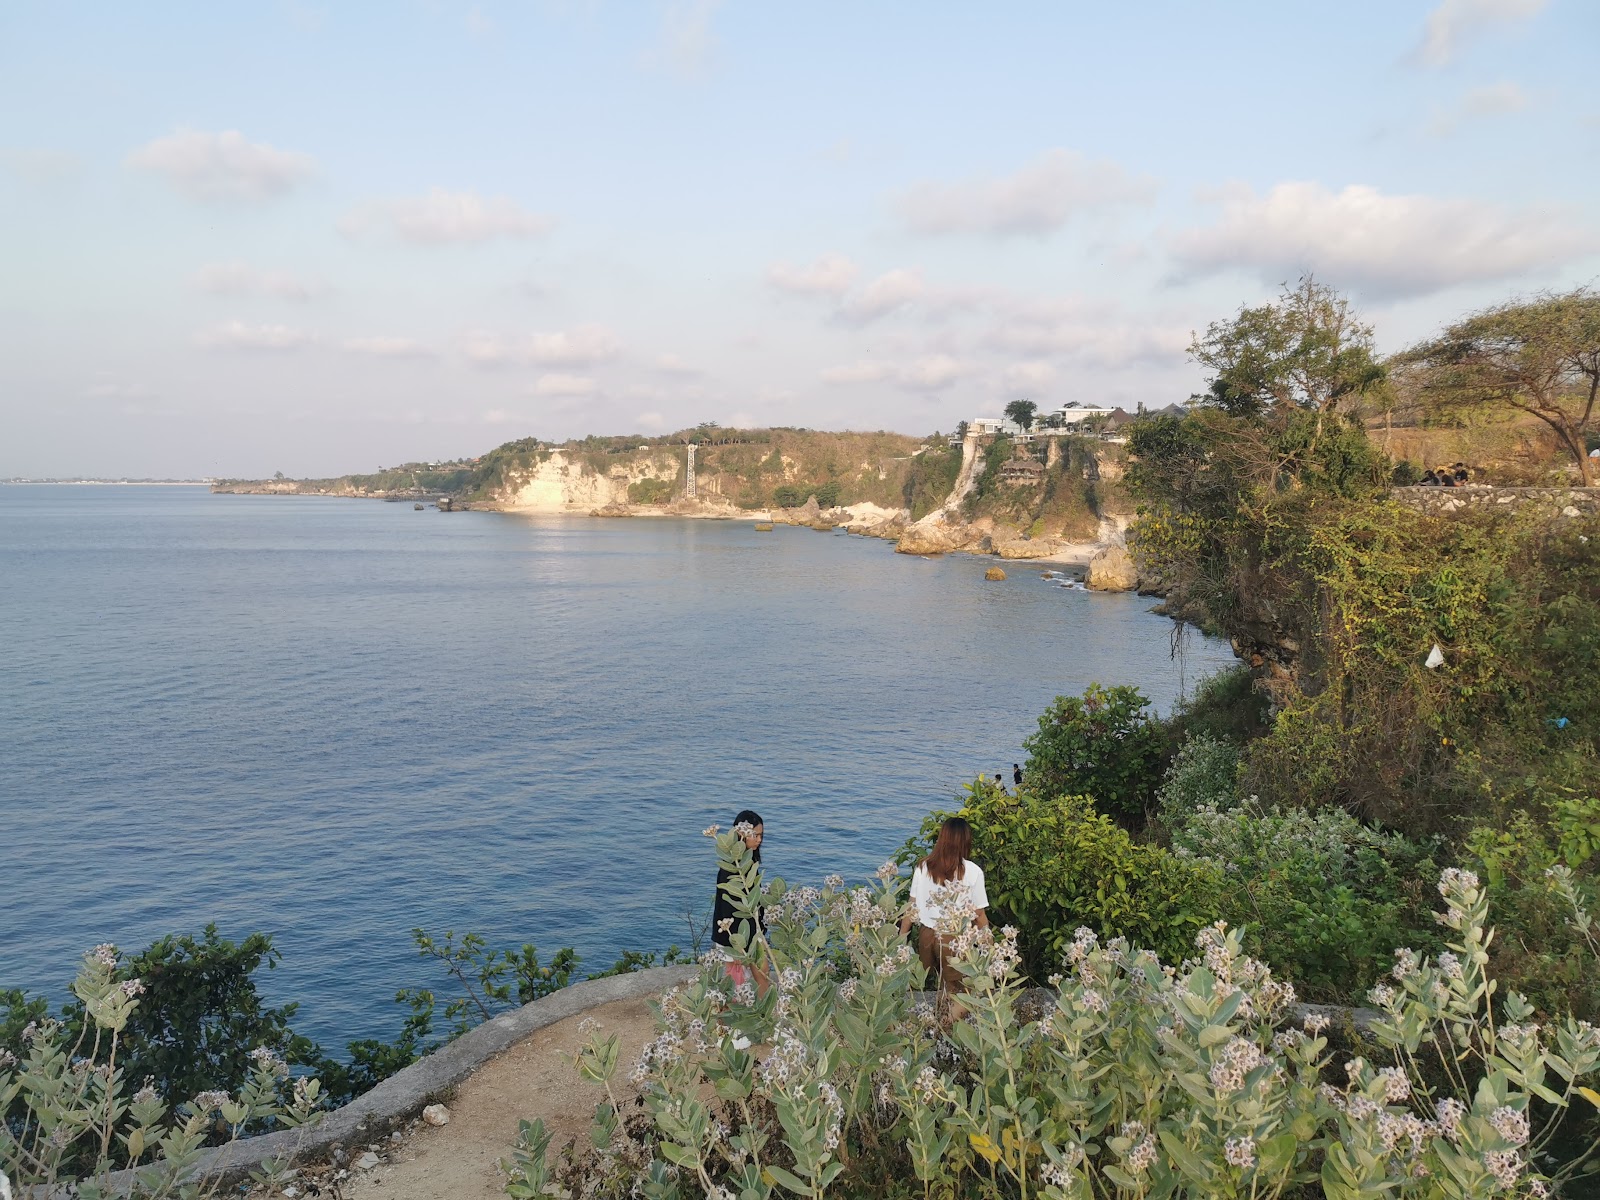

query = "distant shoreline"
[1,479,216,486]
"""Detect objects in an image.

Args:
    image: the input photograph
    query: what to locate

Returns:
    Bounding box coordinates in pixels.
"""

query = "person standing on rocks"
[1013,763,1023,788]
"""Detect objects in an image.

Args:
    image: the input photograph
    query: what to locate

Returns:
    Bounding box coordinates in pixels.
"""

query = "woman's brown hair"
[922,817,971,885]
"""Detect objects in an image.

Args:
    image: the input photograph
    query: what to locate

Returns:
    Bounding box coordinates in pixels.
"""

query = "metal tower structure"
[685,443,697,500]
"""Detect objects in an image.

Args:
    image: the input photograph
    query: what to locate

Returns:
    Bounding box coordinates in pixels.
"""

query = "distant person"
[711,809,769,1014]
[899,816,989,1009]
[1420,470,1440,486]
[1452,462,1470,484]
[1013,763,1023,788]
[993,773,1008,795]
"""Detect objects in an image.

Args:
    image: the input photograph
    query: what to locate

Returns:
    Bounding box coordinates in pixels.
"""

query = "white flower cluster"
[1208,1035,1265,1094]
[1223,1136,1256,1169]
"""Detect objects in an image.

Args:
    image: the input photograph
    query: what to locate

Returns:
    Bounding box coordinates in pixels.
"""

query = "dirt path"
[305,995,659,1200]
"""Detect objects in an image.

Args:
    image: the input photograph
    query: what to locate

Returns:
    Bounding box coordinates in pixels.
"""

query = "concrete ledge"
[68,964,696,1198]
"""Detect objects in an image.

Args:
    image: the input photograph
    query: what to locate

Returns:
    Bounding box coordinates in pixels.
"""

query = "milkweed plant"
[506,828,1600,1199]
[0,944,321,1200]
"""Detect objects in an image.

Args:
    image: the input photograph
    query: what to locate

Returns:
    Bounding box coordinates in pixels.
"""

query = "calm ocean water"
[0,485,1234,1050]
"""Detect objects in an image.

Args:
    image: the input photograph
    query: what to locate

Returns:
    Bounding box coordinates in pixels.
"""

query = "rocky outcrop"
[985,567,1007,581]
[993,535,1060,560]
[895,517,974,555]
[1086,543,1139,591]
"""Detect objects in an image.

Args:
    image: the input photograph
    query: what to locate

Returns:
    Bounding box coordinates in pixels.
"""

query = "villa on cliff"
[963,403,1132,443]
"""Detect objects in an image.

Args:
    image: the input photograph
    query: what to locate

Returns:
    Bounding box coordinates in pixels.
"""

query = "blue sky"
[2,0,1596,477]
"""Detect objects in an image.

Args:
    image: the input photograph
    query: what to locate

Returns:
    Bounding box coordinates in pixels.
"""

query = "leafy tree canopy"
[1004,399,1037,431]
[1190,276,1384,419]
[1393,288,1600,486]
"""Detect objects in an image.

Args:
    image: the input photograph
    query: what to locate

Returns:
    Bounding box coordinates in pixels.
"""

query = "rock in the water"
[995,536,1058,560]
[422,1103,450,1127]
[1086,544,1138,591]
[895,520,970,555]
[753,522,774,531]
[985,566,1007,581]
[355,1152,381,1171]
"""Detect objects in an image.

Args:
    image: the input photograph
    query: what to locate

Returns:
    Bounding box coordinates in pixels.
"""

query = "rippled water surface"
[1,485,1234,1048]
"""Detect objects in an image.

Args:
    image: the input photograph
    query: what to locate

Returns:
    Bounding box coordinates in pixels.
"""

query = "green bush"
[1171,802,1443,1001]
[1155,733,1242,827]
[1021,683,1165,819]
[905,783,1222,973]
[628,477,676,505]
[1167,665,1271,746]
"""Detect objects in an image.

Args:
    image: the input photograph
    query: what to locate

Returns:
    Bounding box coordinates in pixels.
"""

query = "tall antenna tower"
[685,443,697,500]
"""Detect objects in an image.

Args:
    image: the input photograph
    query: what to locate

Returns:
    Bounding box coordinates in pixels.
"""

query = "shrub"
[1155,733,1242,827]
[0,946,321,1197]
[508,842,1600,1200]
[628,478,676,505]
[1021,683,1165,819]
[1167,665,1271,746]
[905,783,1223,973]
[1171,802,1443,1001]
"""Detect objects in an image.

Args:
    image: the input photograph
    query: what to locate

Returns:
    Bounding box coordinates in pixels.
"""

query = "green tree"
[1394,288,1600,486]
[1190,276,1384,421]
[1021,683,1165,819]
[1003,399,1036,432]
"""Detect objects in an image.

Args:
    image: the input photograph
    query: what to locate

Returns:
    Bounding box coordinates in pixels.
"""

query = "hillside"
[209,425,1138,562]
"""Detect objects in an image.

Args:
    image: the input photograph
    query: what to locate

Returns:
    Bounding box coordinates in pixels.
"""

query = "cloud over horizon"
[897,149,1158,237]
[1415,0,1546,67]
[340,188,554,243]
[193,261,327,301]
[1168,180,1592,299]
[198,321,315,351]
[128,129,313,201]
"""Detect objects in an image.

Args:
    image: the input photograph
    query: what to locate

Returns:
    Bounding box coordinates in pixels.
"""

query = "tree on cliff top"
[1004,399,1037,431]
[1394,288,1600,486]
[1189,276,1384,420]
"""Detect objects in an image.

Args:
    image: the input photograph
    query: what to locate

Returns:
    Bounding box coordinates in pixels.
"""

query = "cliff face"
[499,449,685,512]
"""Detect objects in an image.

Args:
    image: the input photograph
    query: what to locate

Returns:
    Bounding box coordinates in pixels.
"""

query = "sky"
[2,1,1597,478]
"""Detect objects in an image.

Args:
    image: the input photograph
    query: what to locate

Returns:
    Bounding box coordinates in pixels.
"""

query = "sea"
[0,485,1235,1051]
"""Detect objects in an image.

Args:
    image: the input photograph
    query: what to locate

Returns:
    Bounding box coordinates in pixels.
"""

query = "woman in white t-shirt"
[898,816,989,996]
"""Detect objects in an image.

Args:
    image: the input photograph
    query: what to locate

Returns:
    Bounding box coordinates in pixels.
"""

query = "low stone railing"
[62,964,696,1199]
[1392,485,1600,515]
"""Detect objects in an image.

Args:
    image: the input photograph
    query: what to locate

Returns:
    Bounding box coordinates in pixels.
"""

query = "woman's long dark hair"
[922,816,970,885]
[733,808,764,864]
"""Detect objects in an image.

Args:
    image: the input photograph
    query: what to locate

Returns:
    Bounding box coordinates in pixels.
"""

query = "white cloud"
[340,188,553,243]
[466,5,494,36]
[1168,180,1594,299]
[637,410,669,430]
[898,355,963,391]
[1416,0,1545,67]
[819,355,963,391]
[459,324,620,368]
[1428,81,1531,135]
[987,317,1189,369]
[647,0,723,78]
[127,129,313,201]
[840,268,925,323]
[767,253,860,297]
[342,336,433,358]
[819,362,891,385]
[528,324,622,366]
[83,380,155,402]
[1002,361,1056,392]
[193,261,327,301]
[656,353,702,376]
[461,329,513,366]
[897,149,1157,236]
[532,373,597,397]
[198,321,314,350]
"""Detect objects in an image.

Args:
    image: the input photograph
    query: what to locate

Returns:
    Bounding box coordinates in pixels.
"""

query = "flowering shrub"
[1154,733,1242,827]
[506,839,1598,1198]
[0,945,321,1199]
[1171,800,1441,1000]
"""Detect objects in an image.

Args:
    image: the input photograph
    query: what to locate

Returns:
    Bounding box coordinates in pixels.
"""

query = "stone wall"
[1392,485,1600,516]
